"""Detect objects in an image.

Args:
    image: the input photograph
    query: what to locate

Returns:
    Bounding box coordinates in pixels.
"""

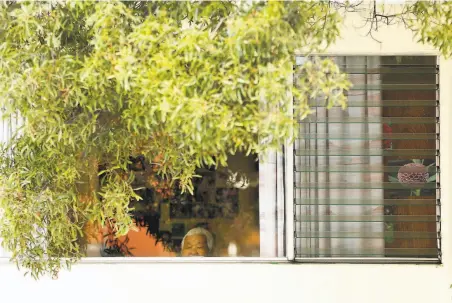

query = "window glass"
[294,56,439,259]
[86,152,284,257]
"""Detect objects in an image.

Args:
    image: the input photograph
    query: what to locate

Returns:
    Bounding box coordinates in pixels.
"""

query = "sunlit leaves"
[294,57,351,117]
[407,1,452,58]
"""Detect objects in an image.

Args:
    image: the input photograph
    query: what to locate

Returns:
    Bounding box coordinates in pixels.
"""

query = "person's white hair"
[181,227,214,252]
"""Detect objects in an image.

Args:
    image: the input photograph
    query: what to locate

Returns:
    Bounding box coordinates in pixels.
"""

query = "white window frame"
[290,52,446,264]
[0,54,446,264]
[79,153,290,263]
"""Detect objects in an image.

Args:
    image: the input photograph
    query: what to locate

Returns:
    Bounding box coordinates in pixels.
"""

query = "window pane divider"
[284,69,296,261]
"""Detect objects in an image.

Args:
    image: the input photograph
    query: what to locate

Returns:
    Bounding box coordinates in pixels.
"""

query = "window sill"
[295,257,441,265]
[0,256,440,265]
[78,257,289,264]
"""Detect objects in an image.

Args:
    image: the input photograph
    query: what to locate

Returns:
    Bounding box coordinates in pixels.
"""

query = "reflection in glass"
[89,152,261,257]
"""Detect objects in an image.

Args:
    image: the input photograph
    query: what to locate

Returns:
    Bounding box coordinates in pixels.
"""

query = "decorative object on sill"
[227,242,238,257]
[389,159,436,196]
[397,162,429,186]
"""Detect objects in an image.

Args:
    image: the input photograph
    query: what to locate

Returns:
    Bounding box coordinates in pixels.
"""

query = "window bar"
[314,76,320,257]
[436,62,442,261]
[363,56,371,256]
[284,64,296,261]
[324,56,332,257]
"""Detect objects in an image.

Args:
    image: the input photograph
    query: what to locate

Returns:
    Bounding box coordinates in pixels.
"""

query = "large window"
[1,55,440,262]
[294,56,440,261]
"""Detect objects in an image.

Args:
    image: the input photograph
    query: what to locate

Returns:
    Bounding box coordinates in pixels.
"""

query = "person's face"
[181,234,209,257]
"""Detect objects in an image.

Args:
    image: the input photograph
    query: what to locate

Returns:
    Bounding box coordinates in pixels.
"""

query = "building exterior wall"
[1,7,451,303]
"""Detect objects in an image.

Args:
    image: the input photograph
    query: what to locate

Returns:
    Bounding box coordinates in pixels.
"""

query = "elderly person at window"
[181,227,214,257]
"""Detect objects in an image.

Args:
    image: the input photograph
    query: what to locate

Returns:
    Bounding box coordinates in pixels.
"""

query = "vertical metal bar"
[314,85,319,256]
[362,56,370,256]
[285,64,296,261]
[324,56,332,257]
[339,57,349,255]
[436,60,441,261]
[276,148,285,257]
[285,137,295,260]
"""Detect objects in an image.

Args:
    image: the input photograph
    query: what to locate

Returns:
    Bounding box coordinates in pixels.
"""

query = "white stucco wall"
[1,5,452,303]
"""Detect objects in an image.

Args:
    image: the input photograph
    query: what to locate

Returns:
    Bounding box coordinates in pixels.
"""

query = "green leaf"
[388,175,399,183]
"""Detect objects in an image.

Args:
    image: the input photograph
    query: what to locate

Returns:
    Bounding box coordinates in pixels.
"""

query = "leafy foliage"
[0,0,348,279]
[0,0,449,280]
[407,1,452,58]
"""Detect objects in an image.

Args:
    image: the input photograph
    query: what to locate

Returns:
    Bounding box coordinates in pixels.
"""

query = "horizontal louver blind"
[294,56,440,260]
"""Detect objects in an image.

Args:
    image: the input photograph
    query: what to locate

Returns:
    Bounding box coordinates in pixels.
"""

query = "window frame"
[0,53,445,265]
[75,150,290,263]
[291,53,442,264]
[78,151,290,263]
[0,156,291,263]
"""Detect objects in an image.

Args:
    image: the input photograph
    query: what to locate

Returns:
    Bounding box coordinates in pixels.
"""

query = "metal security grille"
[293,56,440,261]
